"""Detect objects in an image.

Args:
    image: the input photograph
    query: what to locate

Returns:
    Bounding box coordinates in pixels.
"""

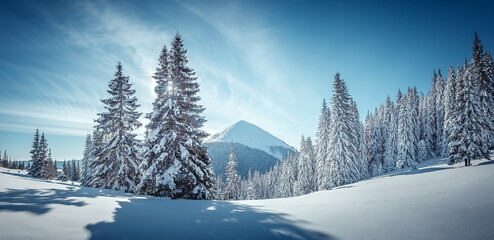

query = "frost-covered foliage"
[28,129,42,178]
[28,130,55,180]
[328,73,360,188]
[89,62,142,193]
[396,87,419,170]
[81,134,92,186]
[223,143,241,200]
[138,33,215,199]
[295,136,315,195]
[315,99,331,190]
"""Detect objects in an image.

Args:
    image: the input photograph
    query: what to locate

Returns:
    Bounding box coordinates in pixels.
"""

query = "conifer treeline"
[0,149,27,170]
[216,33,493,200]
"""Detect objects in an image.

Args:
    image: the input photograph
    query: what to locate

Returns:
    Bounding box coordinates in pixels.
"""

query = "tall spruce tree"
[315,99,331,190]
[139,33,215,199]
[28,129,41,177]
[442,66,457,156]
[81,134,92,186]
[383,96,397,172]
[90,62,142,193]
[434,69,446,156]
[328,73,359,187]
[396,88,419,169]
[223,143,241,200]
[471,33,493,158]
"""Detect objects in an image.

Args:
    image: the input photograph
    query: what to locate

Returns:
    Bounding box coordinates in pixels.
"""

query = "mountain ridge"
[205,120,295,160]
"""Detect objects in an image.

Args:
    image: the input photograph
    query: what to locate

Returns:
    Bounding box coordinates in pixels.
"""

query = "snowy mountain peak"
[205,120,295,160]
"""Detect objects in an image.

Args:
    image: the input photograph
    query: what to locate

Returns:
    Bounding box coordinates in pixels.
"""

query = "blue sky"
[0,0,493,160]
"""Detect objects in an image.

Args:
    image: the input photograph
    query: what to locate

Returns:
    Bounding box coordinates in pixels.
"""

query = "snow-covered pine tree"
[87,129,103,185]
[449,63,468,165]
[442,66,456,156]
[429,71,439,154]
[396,88,419,169]
[81,134,92,186]
[328,73,359,188]
[418,140,427,162]
[382,96,395,172]
[277,159,294,198]
[246,168,255,200]
[90,62,142,193]
[28,129,41,177]
[223,142,241,200]
[71,160,80,182]
[462,62,484,165]
[43,149,57,180]
[482,51,494,150]
[138,34,215,199]
[315,99,331,190]
[422,92,434,158]
[215,174,224,200]
[434,69,446,156]
[61,160,70,182]
[370,106,385,176]
[364,112,374,174]
[351,100,368,178]
[37,133,48,179]
[470,33,493,158]
[295,136,313,195]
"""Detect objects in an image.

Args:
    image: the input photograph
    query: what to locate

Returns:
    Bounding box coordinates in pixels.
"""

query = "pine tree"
[470,33,493,158]
[81,134,92,186]
[215,174,224,200]
[351,100,368,178]
[71,160,80,182]
[396,88,419,169]
[87,129,103,185]
[442,66,456,156]
[449,65,466,165]
[139,34,215,199]
[60,160,69,182]
[315,99,331,190]
[295,136,312,195]
[418,140,427,162]
[328,73,359,187]
[422,92,434,158]
[482,52,494,150]
[90,62,142,193]
[2,150,8,168]
[223,143,241,200]
[246,169,255,200]
[462,63,483,165]
[37,133,49,179]
[434,69,446,156]
[383,96,398,172]
[28,129,41,177]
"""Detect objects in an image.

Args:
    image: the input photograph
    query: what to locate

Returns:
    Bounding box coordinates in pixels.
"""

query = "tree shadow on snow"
[0,187,86,215]
[389,167,450,177]
[477,160,494,166]
[86,198,335,240]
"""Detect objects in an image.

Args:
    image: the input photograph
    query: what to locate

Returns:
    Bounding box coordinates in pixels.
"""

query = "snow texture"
[2,156,494,239]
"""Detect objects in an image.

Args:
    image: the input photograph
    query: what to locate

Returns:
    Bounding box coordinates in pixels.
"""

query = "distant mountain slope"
[205,142,278,179]
[205,120,295,160]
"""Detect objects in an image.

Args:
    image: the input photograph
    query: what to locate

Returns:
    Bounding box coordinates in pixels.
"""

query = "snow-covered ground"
[1,157,493,240]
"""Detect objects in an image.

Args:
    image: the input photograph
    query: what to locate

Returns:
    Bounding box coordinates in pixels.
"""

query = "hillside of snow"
[205,120,295,160]
[1,157,494,239]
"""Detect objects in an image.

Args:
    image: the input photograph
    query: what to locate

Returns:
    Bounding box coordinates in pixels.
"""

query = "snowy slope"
[1,157,494,239]
[205,120,295,160]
